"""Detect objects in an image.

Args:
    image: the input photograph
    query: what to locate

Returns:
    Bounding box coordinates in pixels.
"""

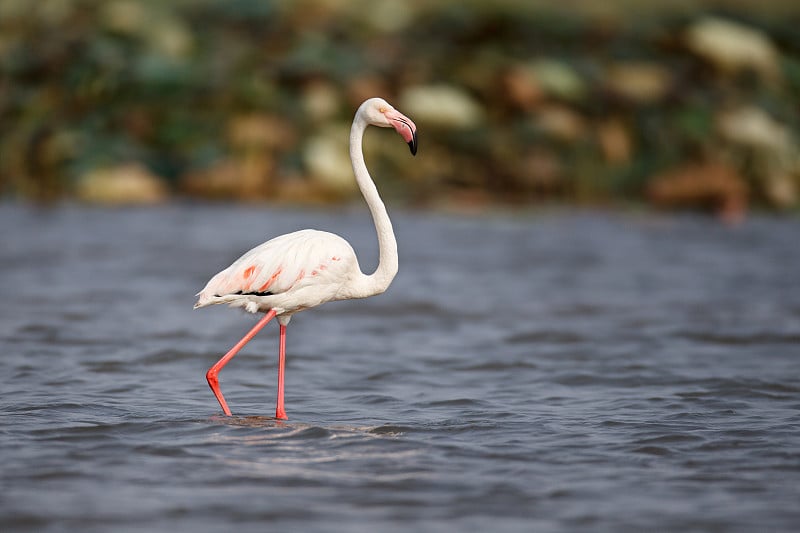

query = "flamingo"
[194,97,417,419]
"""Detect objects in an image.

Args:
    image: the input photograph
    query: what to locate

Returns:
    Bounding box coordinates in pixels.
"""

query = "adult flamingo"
[194,97,417,419]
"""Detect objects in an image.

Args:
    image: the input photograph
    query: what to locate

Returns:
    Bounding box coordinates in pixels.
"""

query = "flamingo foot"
[205,309,277,417]
[207,369,233,416]
[275,408,288,421]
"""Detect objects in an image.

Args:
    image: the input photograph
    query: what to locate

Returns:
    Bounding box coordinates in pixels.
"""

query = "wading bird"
[194,98,417,419]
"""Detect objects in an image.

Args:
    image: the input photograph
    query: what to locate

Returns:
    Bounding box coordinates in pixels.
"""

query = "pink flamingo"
[194,98,417,419]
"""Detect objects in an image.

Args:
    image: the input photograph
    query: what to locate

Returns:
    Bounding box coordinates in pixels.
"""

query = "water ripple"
[1,207,799,532]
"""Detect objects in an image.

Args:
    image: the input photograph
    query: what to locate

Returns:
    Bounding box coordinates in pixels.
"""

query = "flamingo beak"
[408,129,418,156]
[386,110,418,156]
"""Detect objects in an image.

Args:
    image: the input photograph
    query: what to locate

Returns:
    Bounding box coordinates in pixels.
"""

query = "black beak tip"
[408,131,418,156]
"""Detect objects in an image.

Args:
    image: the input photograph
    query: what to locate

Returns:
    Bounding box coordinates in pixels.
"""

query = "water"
[1,204,799,532]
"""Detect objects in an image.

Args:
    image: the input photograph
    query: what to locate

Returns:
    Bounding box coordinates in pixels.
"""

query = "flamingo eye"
[379,107,388,113]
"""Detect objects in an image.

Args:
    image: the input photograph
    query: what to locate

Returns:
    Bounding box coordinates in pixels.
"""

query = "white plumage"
[195,229,362,319]
[194,97,418,419]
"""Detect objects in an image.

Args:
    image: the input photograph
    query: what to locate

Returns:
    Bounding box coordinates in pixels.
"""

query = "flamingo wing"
[194,229,357,312]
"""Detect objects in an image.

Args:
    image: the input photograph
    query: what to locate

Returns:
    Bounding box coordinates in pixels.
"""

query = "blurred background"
[2,0,799,219]
[3,4,800,530]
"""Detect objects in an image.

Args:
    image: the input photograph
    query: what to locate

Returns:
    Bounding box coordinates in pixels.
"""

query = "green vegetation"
[2,0,799,217]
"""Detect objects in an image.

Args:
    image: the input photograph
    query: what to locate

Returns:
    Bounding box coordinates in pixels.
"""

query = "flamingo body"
[194,97,417,419]
[195,229,364,322]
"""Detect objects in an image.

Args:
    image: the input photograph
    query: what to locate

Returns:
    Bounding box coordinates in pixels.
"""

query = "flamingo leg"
[206,309,277,416]
[275,324,288,420]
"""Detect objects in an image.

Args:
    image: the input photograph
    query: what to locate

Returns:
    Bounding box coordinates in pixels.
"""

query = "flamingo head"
[359,97,417,156]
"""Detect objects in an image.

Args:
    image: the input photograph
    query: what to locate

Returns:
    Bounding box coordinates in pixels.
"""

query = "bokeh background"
[2,0,799,219]
[4,3,800,531]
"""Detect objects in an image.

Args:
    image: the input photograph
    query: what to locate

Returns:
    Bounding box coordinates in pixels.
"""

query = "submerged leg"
[206,309,277,416]
[275,324,288,420]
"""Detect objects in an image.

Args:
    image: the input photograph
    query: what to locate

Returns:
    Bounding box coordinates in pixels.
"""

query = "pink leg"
[275,324,288,420]
[206,309,277,416]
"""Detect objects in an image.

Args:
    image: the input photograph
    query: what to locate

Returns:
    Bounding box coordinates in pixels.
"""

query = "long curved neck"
[350,115,398,296]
